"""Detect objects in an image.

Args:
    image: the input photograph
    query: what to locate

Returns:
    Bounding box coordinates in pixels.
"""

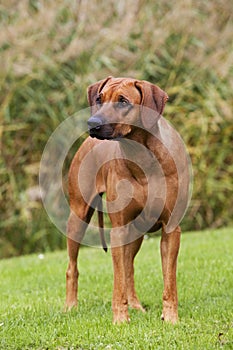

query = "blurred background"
[0,0,232,258]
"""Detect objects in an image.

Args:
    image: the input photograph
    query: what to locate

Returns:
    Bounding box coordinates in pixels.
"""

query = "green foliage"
[0,229,233,349]
[0,0,233,257]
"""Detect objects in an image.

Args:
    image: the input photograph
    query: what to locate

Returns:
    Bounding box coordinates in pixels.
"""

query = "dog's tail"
[97,195,108,253]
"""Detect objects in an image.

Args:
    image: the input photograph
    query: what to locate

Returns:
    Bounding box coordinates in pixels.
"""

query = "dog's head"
[87,76,168,140]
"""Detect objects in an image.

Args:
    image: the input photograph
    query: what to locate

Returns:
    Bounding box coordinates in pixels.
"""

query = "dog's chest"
[105,158,166,217]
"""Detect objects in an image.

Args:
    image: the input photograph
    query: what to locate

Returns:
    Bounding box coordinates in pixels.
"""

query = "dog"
[65,77,190,324]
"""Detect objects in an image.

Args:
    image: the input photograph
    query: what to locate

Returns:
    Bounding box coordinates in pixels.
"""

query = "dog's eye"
[96,96,102,105]
[118,96,129,108]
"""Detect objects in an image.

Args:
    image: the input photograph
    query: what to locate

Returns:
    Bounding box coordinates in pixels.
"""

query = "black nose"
[87,116,103,130]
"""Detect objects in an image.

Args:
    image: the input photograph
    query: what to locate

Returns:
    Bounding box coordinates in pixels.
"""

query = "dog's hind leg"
[65,212,84,310]
[65,205,94,310]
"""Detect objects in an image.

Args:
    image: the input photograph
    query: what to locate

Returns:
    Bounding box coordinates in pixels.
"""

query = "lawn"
[0,228,233,349]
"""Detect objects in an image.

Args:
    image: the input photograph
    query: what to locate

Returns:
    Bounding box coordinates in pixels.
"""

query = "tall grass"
[0,0,233,257]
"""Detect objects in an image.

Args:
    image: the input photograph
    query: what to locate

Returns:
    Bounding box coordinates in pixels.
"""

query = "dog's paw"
[113,309,130,324]
[129,302,146,313]
[64,301,77,312]
[113,315,130,324]
[128,295,146,312]
[161,312,178,324]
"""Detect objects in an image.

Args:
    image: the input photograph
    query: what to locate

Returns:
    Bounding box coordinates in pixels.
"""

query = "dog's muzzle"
[88,115,115,140]
[88,116,102,130]
[88,115,104,139]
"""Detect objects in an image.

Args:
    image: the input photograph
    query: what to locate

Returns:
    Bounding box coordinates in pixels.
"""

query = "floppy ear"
[135,80,168,129]
[87,76,113,113]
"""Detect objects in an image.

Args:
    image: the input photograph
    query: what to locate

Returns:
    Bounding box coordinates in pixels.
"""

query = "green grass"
[1,228,233,349]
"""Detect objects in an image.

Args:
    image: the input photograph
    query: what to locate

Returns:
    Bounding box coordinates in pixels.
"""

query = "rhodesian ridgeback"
[65,77,190,324]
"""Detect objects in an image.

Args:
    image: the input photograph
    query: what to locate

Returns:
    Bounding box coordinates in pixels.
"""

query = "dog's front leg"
[160,225,181,324]
[111,229,130,324]
[111,245,129,324]
[125,237,145,312]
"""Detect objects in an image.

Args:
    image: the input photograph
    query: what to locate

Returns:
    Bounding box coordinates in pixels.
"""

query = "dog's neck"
[117,125,163,180]
[125,124,160,147]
